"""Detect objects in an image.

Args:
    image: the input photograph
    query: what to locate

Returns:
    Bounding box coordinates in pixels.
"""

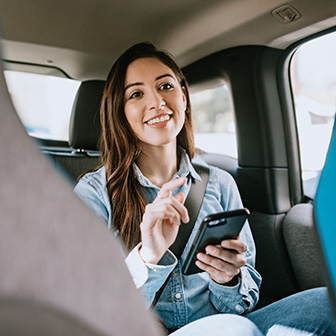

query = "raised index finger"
[156,177,187,199]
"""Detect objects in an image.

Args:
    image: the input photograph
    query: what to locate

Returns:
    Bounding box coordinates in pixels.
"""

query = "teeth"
[147,115,170,125]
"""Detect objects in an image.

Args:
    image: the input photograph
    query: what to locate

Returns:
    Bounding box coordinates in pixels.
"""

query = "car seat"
[0,35,162,335]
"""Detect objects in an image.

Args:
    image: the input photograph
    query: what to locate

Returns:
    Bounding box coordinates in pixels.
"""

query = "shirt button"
[175,293,181,299]
[235,304,244,314]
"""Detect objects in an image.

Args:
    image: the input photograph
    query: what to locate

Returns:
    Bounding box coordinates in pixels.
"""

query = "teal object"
[315,118,336,313]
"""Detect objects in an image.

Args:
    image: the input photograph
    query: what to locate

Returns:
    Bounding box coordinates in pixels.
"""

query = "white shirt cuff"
[125,243,177,289]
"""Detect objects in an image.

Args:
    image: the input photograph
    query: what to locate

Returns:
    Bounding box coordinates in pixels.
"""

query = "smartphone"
[182,208,249,275]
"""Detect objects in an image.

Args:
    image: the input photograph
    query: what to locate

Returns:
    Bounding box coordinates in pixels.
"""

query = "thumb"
[175,192,185,204]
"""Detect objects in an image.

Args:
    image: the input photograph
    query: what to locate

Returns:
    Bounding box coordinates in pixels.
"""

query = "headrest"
[69,80,105,150]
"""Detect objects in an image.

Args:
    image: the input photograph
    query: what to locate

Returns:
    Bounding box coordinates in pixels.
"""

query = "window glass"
[291,31,336,195]
[190,85,237,158]
[4,70,80,141]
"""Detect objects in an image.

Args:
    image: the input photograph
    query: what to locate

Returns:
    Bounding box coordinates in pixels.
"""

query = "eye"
[159,83,174,91]
[129,91,143,99]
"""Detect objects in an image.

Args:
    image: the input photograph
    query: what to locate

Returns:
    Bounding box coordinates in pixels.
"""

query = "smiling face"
[124,57,187,152]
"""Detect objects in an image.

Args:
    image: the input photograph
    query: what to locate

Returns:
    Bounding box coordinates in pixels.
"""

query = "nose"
[147,89,165,111]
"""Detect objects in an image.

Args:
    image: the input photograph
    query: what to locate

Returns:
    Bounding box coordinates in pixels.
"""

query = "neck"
[136,143,178,188]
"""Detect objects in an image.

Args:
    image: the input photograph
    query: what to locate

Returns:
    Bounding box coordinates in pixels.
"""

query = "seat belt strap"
[151,163,210,309]
[169,164,209,258]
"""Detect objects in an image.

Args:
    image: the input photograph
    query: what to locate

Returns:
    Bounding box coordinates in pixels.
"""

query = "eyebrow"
[124,73,175,93]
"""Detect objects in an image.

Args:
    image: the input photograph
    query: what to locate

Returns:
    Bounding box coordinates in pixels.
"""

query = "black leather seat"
[69,80,105,151]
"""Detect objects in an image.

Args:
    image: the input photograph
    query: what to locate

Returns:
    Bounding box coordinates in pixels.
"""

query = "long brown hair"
[100,42,195,250]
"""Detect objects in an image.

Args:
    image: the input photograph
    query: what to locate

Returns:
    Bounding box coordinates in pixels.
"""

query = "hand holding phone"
[182,208,249,275]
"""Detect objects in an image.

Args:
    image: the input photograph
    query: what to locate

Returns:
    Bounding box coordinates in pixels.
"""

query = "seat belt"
[151,163,210,309]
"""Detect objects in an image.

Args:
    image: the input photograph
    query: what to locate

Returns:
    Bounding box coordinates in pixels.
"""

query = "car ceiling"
[0,0,335,80]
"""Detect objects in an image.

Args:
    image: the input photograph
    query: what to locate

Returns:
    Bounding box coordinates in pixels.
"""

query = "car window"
[190,84,237,158]
[4,70,80,141]
[290,31,336,198]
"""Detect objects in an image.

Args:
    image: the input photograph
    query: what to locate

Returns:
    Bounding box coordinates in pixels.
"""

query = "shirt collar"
[133,146,201,189]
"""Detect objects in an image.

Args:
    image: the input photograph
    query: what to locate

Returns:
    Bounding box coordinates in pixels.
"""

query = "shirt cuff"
[209,273,241,296]
[239,266,252,297]
[125,243,177,289]
[208,267,255,314]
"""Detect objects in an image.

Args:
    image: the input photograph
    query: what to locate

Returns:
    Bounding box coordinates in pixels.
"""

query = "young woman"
[74,42,335,336]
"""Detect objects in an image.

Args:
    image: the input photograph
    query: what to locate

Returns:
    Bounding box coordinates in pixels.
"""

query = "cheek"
[180,110,186,124]
[124,105,138,128]
[178,97,187,120]
[179,91,187,112]
[176,109,186,135]
[170,91,186,112]
[172,94,186,128]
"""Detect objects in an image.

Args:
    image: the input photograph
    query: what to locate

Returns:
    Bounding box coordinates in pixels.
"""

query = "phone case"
[182,208,249,275]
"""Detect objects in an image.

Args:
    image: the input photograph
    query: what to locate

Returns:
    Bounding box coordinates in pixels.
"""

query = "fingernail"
[206,246,215,254]
[197,253,204,261]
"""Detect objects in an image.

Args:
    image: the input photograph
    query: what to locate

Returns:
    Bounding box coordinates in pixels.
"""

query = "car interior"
[0,42,163,335]
[0,0,336,334]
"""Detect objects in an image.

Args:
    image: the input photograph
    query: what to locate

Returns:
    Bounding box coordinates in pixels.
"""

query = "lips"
[145,114,171,125]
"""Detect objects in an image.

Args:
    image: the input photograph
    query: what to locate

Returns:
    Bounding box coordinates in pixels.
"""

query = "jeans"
[246,287,336,336]
[170,288,336,336]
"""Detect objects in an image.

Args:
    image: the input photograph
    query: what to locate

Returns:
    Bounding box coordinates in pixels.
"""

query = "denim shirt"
[74,148,262,330]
